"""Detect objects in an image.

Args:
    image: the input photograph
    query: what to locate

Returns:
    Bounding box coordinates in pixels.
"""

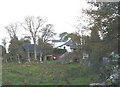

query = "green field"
[2,62,98,85]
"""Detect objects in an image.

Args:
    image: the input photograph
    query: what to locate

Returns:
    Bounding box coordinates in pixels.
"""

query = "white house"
[52,39,67,48]
[52,38,79,52]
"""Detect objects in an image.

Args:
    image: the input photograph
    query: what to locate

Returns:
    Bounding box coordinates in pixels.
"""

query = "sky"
[0,0,89,46]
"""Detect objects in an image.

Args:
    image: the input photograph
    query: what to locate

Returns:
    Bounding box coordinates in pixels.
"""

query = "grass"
[2,61,98,85]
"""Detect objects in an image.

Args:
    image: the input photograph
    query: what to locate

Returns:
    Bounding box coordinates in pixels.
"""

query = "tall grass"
[2,62,98,85]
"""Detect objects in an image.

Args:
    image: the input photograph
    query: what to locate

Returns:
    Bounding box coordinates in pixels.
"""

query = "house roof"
[52,40,67,42]
[69,45,79,49]
[58,40,79,49]
[22,44,40,54]
[64,40,73,46]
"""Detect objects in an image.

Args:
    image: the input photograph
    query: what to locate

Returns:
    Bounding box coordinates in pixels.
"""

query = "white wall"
[52,38,72,52]
[58,45,72,52]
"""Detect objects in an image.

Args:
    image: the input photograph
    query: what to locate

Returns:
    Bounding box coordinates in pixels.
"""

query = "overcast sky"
[0,0,89,45]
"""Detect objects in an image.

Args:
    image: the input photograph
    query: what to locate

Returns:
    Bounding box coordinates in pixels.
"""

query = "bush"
[52,48,67,56]
[59,49,82,64]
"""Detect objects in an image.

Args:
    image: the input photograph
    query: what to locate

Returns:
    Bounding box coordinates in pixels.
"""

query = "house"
[22,43,41,60]
[52,38,79,52]
[52,39,67,48]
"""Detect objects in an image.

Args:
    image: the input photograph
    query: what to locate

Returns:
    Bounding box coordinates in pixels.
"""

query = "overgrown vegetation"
[2,62,98,85]
[57,2,119,84]
[1,2,119,85]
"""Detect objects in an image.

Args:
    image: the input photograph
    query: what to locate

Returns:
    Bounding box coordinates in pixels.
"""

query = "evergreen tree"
[8,36,31,62]
[82,2,118,71]
[90,29,101,43]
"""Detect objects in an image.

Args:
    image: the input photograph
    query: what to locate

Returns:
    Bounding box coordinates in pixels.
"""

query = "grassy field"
[2,61,98,85]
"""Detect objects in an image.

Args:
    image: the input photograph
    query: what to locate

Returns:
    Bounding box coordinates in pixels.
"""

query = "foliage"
[52,48,67,57]
[38,38,67,58]
[59,32,68,40]
[5,37,31,63]
[59,49,82,64]
[82,2,118,70]
[80,2,119,84]
[38,38,54,57]
[8,37,21,58]
[5,16,56,62]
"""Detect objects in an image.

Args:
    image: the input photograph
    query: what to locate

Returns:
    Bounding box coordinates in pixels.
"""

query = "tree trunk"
[33,39,37,61]
[5,58,8,63]
[27,51,31,62]
[44,56,47,61]
[17,55,21,63]
[40,53,42,62]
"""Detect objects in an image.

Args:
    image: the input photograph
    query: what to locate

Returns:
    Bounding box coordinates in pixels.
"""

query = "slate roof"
[52,40,67,42]
[22,44,40,54]
[63,40,73,46]
[69,45,79,49]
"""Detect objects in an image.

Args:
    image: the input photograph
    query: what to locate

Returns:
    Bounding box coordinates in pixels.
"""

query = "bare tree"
[41,24,56,42]
[21,16,45,61]
[5,23,18,39]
